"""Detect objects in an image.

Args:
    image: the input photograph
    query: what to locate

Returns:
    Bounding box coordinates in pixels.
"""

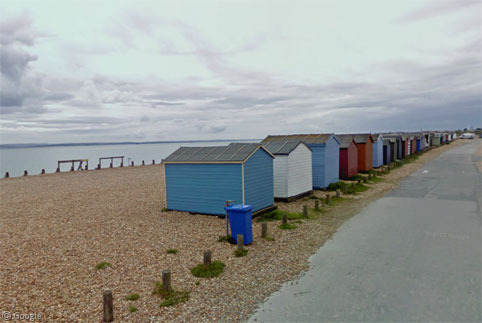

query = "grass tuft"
[279,223,297,230]
[256,209,305,222]
[326,181,348,191]
[161,207,168,212]
[95,262,111,270]
[218,235,232,242]
[264,236,275,241]
[166,249,178,254]
[125,293,140,301]
[191,260,225,278]
[233,249,248,257]
[152,281,190,307]
[128,305,138,313]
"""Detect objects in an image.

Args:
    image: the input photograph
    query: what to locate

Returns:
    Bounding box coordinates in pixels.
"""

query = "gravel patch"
[0,140,466,322]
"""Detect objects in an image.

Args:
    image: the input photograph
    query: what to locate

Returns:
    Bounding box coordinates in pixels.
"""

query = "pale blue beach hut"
[164,143,275,215]
[372,133,384,168]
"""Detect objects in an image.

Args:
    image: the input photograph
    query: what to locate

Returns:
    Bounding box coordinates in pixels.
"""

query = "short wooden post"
[5,172,9,178]
[152,160,155,165]
[326,194,331,205]
[103,290,114,322]
[142,160,145,166]
[56,167,60,173]
[363,177,367,183]
[203,250,212,266]
[120,162,123,167]
[282,214,288,225]
[336,189,341,198]
[351,182,355,194]
[162,269,172,292]
[357,179,361,184]
[110,162,113,168]
[70,165,74,171]
[23,170,28,176]
[261,223,268,238]
[97,164,101,170]
[237,234,244,249]
[314,200,320,210]
[41,169,45,175]
[131,161,134,166]
[303,205,308,216]
[85,164,88,170]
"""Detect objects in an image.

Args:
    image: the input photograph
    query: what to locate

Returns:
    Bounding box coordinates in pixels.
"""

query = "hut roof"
[335,134,358,149]
[372,133,383,141]
[344,133,373,144]
[164,143,274,163]
[262,133,336,145]
[262,141,311,155]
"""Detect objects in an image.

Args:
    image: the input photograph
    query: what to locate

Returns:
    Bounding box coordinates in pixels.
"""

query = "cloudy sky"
[0,0,480,144]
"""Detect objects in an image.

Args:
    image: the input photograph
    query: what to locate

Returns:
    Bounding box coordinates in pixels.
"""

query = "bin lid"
[224,204,252,212]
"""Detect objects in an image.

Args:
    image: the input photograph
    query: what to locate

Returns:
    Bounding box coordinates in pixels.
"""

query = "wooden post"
[41,169,45,175]
[336,189,341,198]
[261,223,268,238]
[357,179,361,184]
[152,160,155,165]
[131,161,134,166]
[97,164,101,170]
[162,270,172,291]
[110,162,113,168]
[56,167,60,173]
[23,170,28,176]
[103,290,114,322]
[326,194,331,205]
[363,177,367,183]
[303,205,308,216]
[120,162,123,167]
[282,214,287,225]
[237,234,244,249]
[70,165,74,171]
[142,160,145,166]
[203,250,212,266]
[85,164,88,170]
[351,182,355,194]
[314,200,320,210]
[5,172,9,178]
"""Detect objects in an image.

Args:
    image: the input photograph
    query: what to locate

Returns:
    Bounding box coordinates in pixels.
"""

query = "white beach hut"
[263,141,313,201]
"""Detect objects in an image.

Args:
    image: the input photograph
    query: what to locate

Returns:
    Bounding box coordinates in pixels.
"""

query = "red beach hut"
[337,135,358,179]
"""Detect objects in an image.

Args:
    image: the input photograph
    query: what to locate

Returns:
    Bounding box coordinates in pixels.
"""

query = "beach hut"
[262,141,313,201]
[164,143,275,215]
[383,138,395,165]
[337,135,358,179]
[411,136,417,155]
[432,133,442,146]
[349,134,373,172]
[416,134,422,152]
[383,134,402,160]
[371,133,384,168]
[262,134,340,189]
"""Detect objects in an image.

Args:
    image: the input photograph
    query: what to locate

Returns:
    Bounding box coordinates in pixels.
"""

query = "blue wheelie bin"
[225,204,253,245]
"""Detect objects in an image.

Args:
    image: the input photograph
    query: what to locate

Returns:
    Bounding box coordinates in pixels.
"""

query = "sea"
[0,140,259,178]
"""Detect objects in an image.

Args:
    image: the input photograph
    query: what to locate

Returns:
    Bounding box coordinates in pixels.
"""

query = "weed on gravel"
[152,281,190,307]
[95,262,110,270]
[191,260,225,278]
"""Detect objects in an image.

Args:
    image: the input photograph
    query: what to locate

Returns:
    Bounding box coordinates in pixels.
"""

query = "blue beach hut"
[372,133,384,168]
[164,143,275,215]
[262,134,340,189]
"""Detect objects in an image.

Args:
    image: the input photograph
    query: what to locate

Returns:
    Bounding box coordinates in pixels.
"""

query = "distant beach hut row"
[163,131,457,215]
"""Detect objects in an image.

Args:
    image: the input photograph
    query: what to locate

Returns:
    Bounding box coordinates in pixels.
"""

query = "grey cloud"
[44,92,74,101]
[398,0,479,22]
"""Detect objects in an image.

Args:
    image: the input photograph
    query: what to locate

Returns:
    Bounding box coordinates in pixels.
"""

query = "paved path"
[250,140,481,322]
